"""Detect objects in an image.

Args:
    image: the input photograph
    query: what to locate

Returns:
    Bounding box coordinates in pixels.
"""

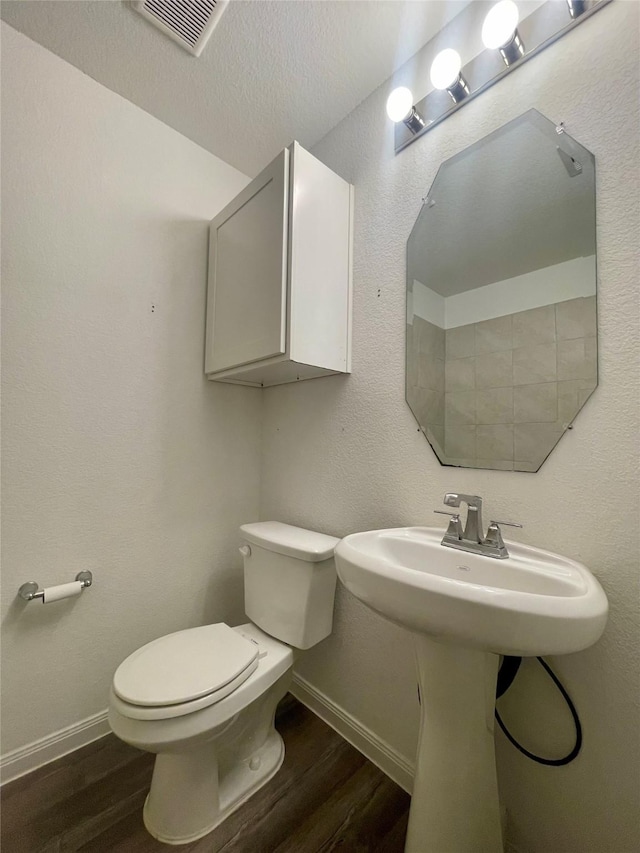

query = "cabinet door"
[205,149,289,374]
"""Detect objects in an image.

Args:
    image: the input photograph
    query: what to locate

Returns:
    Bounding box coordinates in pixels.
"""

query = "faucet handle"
[434,510,462,540]
[485,520,522,552]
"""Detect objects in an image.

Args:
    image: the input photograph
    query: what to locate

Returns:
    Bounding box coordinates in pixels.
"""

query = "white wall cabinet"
[205,142,353,386]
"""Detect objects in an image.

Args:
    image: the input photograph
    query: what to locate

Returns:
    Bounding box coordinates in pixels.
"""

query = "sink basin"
[335,526,608,657]
[335,525,608,853]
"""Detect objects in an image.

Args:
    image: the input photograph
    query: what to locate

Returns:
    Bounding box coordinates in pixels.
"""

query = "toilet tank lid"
[240,522,338,561]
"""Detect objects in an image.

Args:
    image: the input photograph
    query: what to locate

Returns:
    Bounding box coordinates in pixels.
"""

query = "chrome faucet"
[434,493,522,559]
[444,492,484,543]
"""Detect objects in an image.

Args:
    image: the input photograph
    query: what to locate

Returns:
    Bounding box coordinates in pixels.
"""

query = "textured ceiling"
[0,0,470,176]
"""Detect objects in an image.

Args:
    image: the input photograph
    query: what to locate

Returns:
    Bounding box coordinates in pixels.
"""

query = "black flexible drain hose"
[495,655,583,766]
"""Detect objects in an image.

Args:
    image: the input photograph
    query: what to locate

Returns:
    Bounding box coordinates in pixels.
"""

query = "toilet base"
[143,729,285,845]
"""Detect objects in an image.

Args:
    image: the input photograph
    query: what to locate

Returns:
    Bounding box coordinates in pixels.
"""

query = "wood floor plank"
[1,734,145,814]
[317,773,410,852]
[2,696,409,853]
[271,760,406,853]
[77,808,169,853]
[3,752,153,853]
[376,813,412,853]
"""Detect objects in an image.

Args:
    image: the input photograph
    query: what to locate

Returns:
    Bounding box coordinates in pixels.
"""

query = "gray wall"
[0,24,259,756]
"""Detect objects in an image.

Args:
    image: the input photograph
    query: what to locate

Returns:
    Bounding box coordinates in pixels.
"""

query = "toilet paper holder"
[18,571,93,602]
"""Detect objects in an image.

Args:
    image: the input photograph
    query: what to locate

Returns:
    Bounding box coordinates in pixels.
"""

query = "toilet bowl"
[109,522,338,845]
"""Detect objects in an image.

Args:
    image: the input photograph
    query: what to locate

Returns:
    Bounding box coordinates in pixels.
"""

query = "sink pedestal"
[335,525,608,851]
[405,637,503,853]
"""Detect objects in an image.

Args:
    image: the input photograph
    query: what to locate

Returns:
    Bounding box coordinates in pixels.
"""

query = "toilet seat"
[113,624,259,715]
[110,623,292,724]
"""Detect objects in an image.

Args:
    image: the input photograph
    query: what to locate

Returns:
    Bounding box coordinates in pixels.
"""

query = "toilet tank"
[240,522,339,650]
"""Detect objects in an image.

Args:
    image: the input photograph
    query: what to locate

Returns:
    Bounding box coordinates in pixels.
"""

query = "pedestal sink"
[334,527,608,853]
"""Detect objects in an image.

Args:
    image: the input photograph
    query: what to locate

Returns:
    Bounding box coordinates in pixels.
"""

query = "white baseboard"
[0,709,111,786]
[0,681,414,793]
[290,673,415,794]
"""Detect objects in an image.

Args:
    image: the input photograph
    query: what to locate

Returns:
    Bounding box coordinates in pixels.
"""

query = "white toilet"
[108,521,338,845]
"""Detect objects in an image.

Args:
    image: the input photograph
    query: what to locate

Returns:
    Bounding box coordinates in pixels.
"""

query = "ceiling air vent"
[133,0,229,57]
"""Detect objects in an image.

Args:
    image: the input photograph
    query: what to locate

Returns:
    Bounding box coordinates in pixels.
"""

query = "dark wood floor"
[1,696,410,852]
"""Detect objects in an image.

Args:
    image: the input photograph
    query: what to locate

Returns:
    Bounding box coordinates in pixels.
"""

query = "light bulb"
[386,87,414,123]
[482,0,520,50]
[430,49,462,91]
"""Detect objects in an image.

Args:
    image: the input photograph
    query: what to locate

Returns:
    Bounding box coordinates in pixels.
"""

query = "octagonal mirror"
[406,109,597,472]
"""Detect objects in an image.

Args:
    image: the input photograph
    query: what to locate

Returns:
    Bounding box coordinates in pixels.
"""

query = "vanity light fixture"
[481,0,525,66]
[429,49,470,103]
[385,87,426,134]
[389,0,612,154]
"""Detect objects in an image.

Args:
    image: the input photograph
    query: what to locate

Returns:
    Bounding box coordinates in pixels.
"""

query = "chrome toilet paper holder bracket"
[18,571,93,602]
